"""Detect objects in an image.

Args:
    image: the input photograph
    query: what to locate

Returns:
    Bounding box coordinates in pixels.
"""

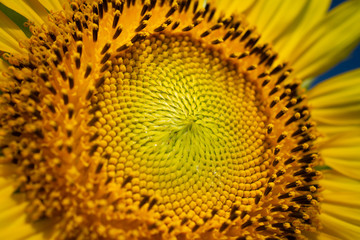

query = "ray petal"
[37,0,64,12]
[0,10,28,54]
[291,0,360,79]
[309,69,360,136]
[0,0,49,25]
[319,133,360,180]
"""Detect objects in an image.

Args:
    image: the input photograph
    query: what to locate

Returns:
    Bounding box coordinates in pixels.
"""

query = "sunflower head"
[2,0,359,239]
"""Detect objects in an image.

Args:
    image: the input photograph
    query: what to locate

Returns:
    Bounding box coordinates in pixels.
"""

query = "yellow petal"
[318,170,360,239]
[319,133,360,180]
[214,0,255,16]
[320,212,360,240]
[37,0,64,12]
[315,232,342,240]
[291,0,360,79]
[257,1,308,45]
[316,124,360,138]
[0,201,28,226]
[308,69,360,137]
[0,164,54,239]
[0,0,49,25]
[308,69,360,108]
[0,10,28,54]
[0,175,24,212]
[322,170,360,194]
[0,209,54,240]
[245,0,330,57]
[323,193,360,210]
[274,0,330,61]
[0,163,23,215]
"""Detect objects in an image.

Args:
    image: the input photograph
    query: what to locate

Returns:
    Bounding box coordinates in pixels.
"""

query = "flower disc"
[96,32,268,226]
[0,1,322,239]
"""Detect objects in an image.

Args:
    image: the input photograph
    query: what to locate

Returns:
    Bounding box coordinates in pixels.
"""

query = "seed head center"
[93,33,268,223]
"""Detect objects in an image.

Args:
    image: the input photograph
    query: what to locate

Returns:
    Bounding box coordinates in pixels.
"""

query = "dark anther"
[289,212,305,219]
[68,75,74,89]
[172,21,180,30]
[276,170,285,177]
[219,222,229,232]
[148,198,157,210]
[258,72,268,78]
[193,0,199,14]
[231,31,242,40]
[276,109,287,119]
[113,26,123,39]
[96,163,104,173]
[84,65,92,78]
[181,217,188,225]
[292,195,312,204]
[101,43,111,54]
[255,194,261,204]
[89,144,99,156]
[208,9,215,22]
[262,78,270,86]
[211,209,218,216]
[98,2,103,18]
[284,157,295,165]
[269,85,280,96]
[245,37,259,49]
[270,64,283,75]
[183,24,194,32]
[87,116,99,126]
[276,73,288,85]
[86,89,94,100]
[279,192,292,199]
[105,177,112,185]
[264,186,272,196]
[166,5,177,18]
[139,195,150,208]
[131,33,147,43]
[113,11,120,28]
[95,76,106,88]
[240,210,248,219]
[286,181,300,188]
[256,225,267,231]
[192,224,200,232]
[136,21,147,32]
[298,154,317,164]
[168,225,175,233]
[89,133,99,142]
[291,144,305,153]
[103,0,108,12]
[241,220,253,229]
[266,54,277,67]
[75,56,81,69]
[100,62,110,72]
[277,133,287,142]
[93,26,98,41]
[68,106,74,119]
[121,175,133,187]
[240,29,251,41]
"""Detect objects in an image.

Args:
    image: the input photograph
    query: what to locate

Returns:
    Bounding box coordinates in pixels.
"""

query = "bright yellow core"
[96,33,267,219]
[0,1,322,240]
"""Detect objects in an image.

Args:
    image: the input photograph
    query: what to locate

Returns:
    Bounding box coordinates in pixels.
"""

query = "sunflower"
[0,0,359,239]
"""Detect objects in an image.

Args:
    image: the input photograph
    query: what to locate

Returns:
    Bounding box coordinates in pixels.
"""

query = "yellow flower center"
[96,32,268,223]
[0,0,322,239]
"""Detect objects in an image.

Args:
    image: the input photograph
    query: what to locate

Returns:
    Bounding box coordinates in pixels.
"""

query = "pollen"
[0,0,321,240]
